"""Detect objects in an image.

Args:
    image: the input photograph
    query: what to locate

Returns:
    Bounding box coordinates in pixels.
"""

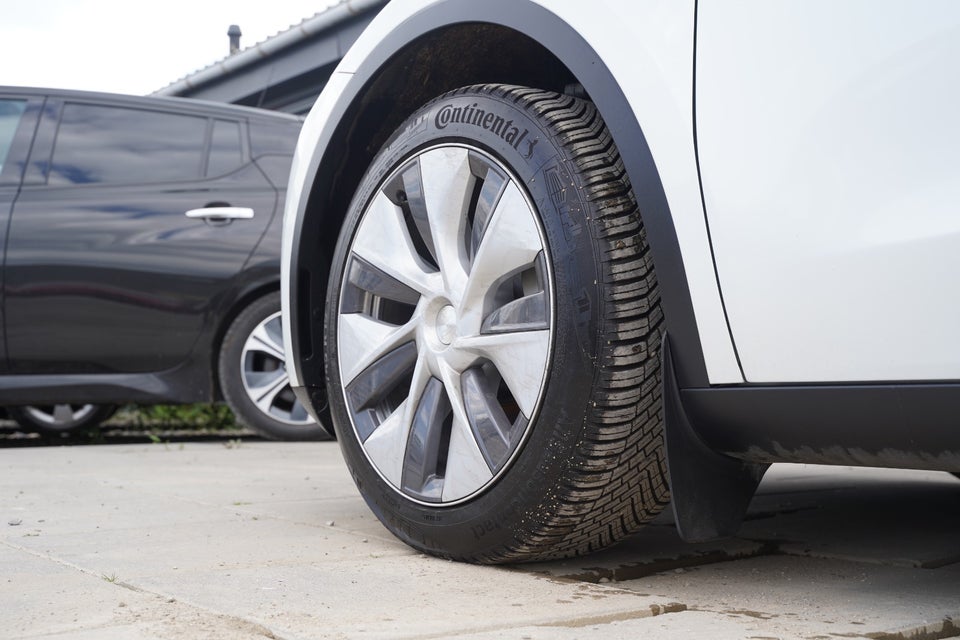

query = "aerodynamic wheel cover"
[336,144,554,506]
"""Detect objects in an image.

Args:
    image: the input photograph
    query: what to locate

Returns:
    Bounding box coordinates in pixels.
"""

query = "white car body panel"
[698,0,960,382]
[533,0,744,384]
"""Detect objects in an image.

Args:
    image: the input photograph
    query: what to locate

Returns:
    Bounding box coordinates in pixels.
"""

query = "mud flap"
[662,335,768,542]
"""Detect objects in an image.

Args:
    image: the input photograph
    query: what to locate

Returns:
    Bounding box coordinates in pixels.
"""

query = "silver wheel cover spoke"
[25,404,96,426]
[240,311,314,426]
[338,145,553,506]
[352,193,439,296]
[418,148,472,295]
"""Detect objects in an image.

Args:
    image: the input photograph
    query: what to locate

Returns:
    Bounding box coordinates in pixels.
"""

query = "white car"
[281,0,960,563]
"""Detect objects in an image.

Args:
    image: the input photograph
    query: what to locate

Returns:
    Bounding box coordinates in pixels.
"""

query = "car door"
[4,98,276,375]
[695,0,960,383]
[0,93,44,373]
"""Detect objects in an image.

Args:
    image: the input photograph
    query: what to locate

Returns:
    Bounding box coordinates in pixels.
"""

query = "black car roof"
[0,85,304,123]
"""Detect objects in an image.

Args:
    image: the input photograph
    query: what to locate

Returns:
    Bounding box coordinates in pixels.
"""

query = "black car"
[0,87,324,440]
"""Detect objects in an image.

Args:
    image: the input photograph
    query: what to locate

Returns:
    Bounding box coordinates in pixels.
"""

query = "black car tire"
[324,84,669,563]
[8,404,116,434]
[219,292,328,441]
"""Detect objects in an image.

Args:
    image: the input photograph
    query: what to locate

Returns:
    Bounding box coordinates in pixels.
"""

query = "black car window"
[249,120,301,158]
[49,103,205,186]
[0,99,27,175]
[207,119,244,177]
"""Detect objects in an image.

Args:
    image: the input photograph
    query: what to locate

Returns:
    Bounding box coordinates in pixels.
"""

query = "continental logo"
[435,103,539,159]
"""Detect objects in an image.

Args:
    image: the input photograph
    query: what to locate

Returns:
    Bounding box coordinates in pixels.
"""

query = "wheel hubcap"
[24,404,96,426]
[240,311,314,426]
[338,145,553,506]
[435,305,457,345]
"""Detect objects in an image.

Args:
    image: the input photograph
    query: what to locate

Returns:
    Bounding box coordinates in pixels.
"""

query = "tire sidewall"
[326,88,606,559]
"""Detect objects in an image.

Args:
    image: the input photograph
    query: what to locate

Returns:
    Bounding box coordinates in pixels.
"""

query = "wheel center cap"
[435,305,457,345]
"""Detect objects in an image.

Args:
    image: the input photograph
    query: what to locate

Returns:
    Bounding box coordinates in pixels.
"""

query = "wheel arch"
[287,0,710,399]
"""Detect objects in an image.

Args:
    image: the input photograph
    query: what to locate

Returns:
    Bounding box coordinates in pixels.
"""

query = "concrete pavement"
[3,441,959,639]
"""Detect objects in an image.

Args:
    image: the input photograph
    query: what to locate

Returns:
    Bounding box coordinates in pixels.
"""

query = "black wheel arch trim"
[662,335,767,543]
[682,381,960,472]
[661,336,960,543]
[287,0,711,399]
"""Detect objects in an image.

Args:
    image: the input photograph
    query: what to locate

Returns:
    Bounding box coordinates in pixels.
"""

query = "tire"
[219,292,328,440]
[324,84,668,563]
[8,404,116,434]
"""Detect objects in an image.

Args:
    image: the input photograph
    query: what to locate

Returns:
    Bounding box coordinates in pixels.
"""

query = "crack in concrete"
[1,538,283,640]
[920,556,960,570]
[409,602,689,638]
[536,541,782,583]
[538,602,688,628]
[862,616,959,640]
[538,529,960,586]
[524,541,960,640]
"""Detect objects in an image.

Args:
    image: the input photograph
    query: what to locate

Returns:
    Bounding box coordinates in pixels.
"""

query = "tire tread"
[470,84,670,563]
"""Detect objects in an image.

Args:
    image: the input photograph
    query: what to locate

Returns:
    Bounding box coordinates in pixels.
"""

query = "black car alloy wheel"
[325,84,669,563]
[219,292,327,440]
[8,404,116,434]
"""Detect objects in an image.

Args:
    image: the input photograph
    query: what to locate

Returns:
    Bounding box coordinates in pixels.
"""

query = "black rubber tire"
[8,404,116,434]
[325,84,669,563]
[219,292,329,441]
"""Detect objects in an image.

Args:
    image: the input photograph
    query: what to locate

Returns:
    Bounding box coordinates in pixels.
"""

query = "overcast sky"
[1,0,342,96]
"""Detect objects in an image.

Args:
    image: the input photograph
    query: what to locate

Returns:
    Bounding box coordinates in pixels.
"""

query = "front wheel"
[324,84,668,563]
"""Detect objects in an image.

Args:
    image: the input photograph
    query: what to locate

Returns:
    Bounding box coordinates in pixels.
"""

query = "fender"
[283,0,732,406]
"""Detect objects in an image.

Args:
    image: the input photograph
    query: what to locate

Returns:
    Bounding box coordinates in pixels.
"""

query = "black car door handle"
[185,206,255,221]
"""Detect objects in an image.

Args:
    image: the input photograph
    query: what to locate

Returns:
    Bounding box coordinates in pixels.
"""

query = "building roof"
[153,0,386,112]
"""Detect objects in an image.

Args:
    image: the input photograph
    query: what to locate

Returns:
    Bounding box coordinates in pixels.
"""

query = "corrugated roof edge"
[151,0,388,97]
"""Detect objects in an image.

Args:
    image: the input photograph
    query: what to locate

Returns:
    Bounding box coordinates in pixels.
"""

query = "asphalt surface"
[3,439,959,639]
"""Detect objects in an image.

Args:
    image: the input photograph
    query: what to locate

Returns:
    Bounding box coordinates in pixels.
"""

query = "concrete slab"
[132,559,690,640]
[609,554,960,639]
[3,444,959,639]
[2,542,278,640]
